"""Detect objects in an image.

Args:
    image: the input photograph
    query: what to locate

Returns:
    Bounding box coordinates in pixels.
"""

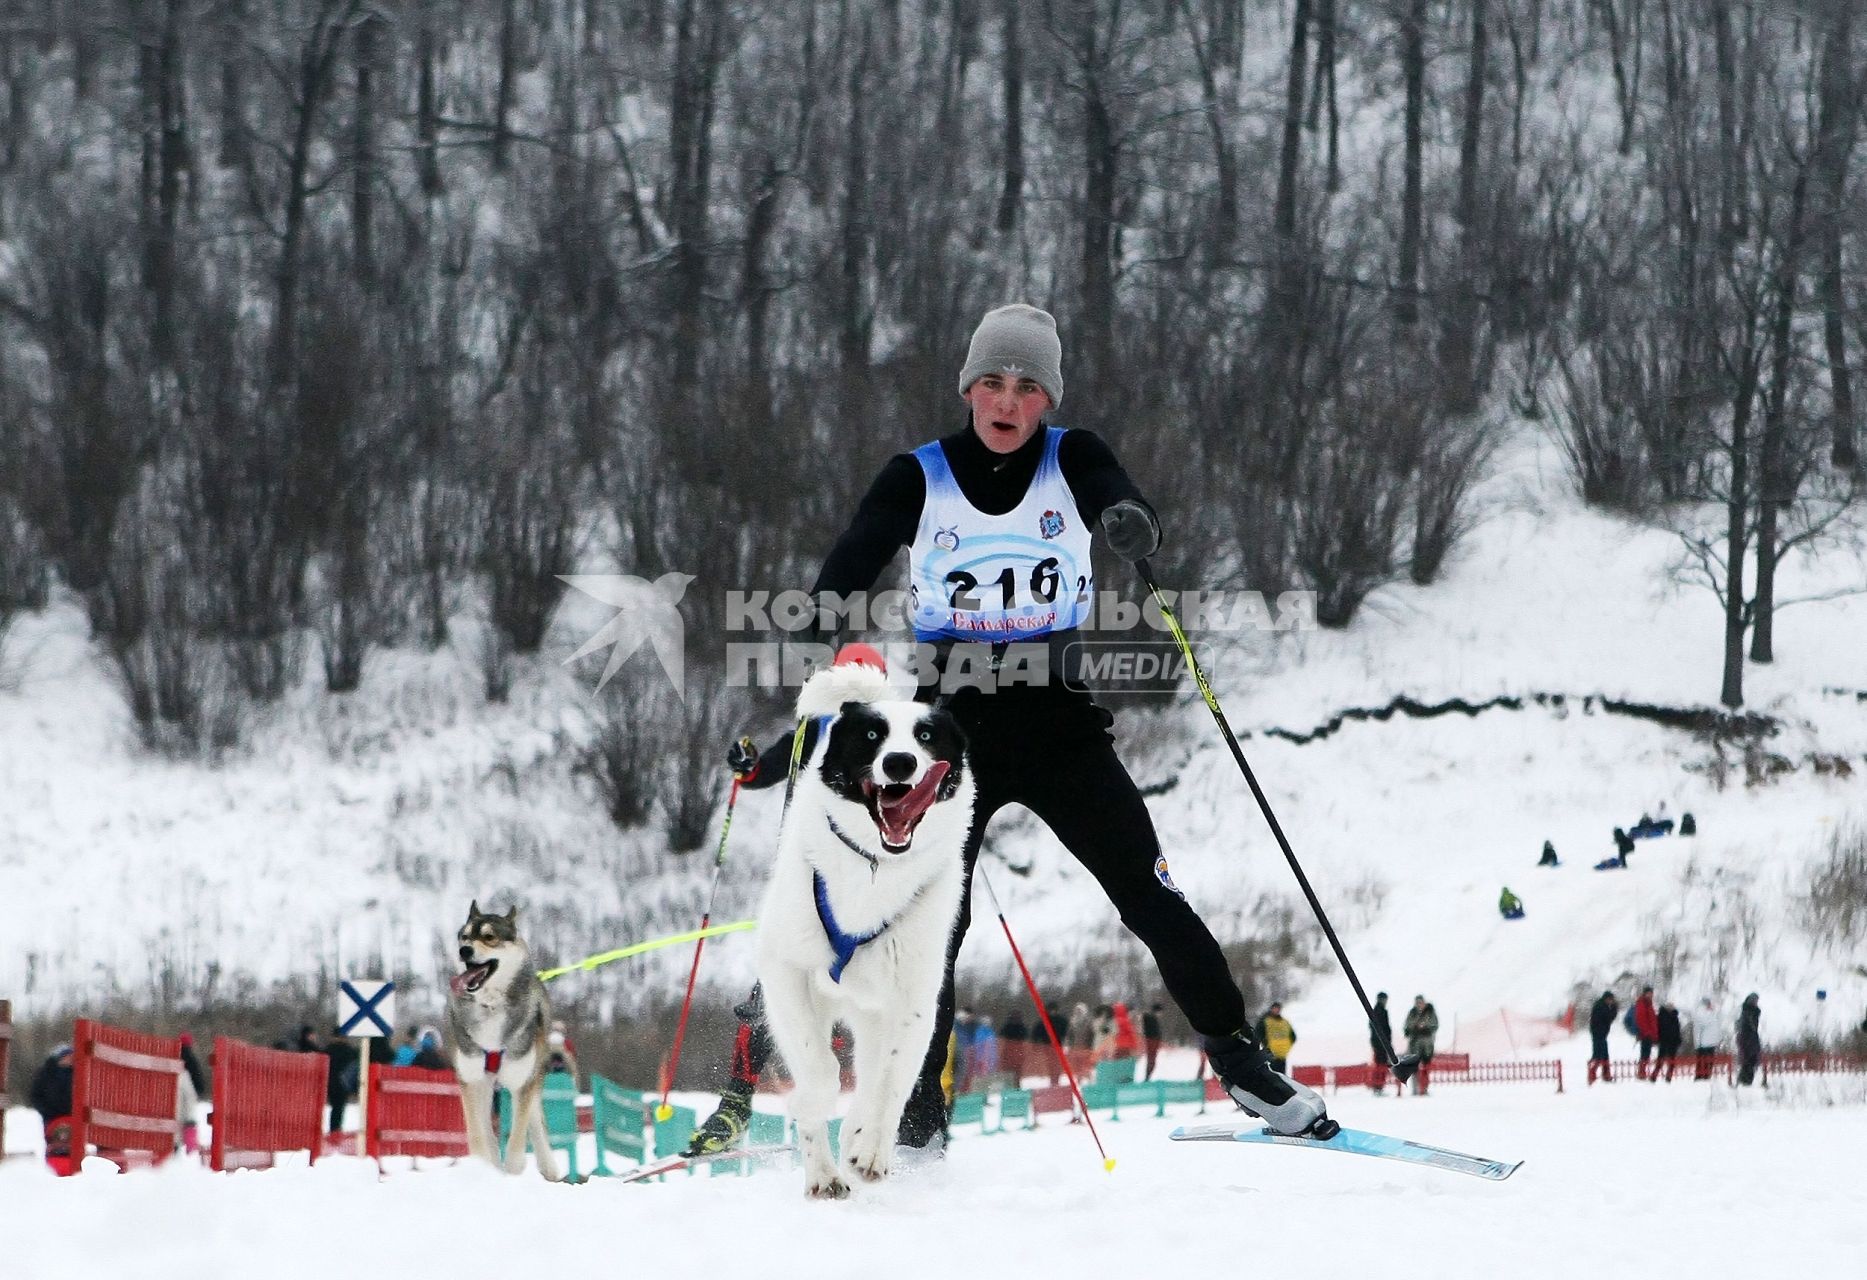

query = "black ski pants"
[894,687,1248,1144]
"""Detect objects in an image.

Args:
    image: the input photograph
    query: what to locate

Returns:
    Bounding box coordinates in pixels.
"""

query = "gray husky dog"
[446,902,563,1180]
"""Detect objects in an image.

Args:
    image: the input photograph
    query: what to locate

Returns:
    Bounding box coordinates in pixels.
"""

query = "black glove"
[1099,498,1160,562]
[726,736,760,781]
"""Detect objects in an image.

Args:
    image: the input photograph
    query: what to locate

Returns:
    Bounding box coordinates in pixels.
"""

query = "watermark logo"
[559,573,694,695]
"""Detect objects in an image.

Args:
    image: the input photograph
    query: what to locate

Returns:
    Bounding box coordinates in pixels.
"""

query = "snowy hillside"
[4,426,1866,1052]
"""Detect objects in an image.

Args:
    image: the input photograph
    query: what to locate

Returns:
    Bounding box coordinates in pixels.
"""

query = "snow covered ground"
[7,1070,1865,1278]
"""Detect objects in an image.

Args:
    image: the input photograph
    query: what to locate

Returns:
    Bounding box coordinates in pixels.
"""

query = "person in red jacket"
[1633,986,1660,1080]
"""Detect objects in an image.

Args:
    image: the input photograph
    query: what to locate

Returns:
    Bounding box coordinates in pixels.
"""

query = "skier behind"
[687,303,1336,1155]
[1587,990,1619,1084]
[1632,985,1660,1079]
[1403,995,1439,1094]
[1368,992,1394,1095]
[29,1043,76,1176]
[1255,1002,1297,1072]
[1736,993,1763,1085]
[1654,1001,1683,1081]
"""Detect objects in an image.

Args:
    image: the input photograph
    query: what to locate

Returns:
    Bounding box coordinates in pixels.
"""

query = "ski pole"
[977,865,1116,1173]
[1135,557,1419,1085]
[657,776,743,1121]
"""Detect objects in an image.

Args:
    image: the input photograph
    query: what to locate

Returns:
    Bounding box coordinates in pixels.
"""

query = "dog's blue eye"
[917,728,932,743]
[867,730,878,741]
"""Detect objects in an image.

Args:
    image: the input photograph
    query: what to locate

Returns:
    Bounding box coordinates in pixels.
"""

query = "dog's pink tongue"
[449,970,470,997]
[878,761,950,845]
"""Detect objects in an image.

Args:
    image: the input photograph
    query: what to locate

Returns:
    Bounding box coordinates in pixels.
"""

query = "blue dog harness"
[813,870,886,983]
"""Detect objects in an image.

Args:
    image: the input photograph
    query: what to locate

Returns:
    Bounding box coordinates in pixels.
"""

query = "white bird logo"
[558,572,696,697]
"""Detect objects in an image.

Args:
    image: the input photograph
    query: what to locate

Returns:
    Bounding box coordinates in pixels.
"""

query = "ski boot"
[1203,1030,1339,1139]
[685,1082,752,1156]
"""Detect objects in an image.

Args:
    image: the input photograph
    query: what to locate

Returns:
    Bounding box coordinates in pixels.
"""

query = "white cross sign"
[337,979,395,1038]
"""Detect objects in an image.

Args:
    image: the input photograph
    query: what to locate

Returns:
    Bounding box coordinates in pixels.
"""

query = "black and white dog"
[756,662,974,1198]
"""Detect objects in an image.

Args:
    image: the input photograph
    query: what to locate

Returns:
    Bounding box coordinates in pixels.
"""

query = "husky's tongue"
[876,760,950,849]
[451,960,494,996]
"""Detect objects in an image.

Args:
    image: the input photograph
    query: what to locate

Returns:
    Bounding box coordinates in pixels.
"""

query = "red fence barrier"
[209,1036,329,1172]
[1589,1055,1732,1084]
[1029,1084,1077,1119]
[366,1064,469,1160]
[1424,1058,1562,1093]
[1760,1051,1867,1080]
[1307,1057,1563,1093]
[69,1019,184,1173]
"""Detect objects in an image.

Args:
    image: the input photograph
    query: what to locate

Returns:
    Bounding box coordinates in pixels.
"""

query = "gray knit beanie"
[957,303,1063,410]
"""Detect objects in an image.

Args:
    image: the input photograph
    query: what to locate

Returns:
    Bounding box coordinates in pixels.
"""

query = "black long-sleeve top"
[735,424,1155,780]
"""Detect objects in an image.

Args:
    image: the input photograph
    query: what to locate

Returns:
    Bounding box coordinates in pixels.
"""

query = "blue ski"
[1170,1121,1521,1181]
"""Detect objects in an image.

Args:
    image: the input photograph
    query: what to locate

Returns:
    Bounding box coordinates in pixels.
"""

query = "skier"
[28,1043,76,1176]
[1256,1002,1297,1072]
[1633,986,1660,1079]
[1141,1001,1165,1082]
[1403,996,1438,1094]
[1498,886,1525,919]
[1368,992,1394,1095]
[1588,990,1619,1084]
[1001,1009,1030,1084]
[1655,1002,1683,1081]
[688,303,1334,1154]
[1736,993,1763,1086]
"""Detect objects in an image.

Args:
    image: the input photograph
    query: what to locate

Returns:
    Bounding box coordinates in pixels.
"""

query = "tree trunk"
[1719,375,1754,709]
[270,7,349,384]
[1304,0,1338,193]
[139,0,189,364]
[669,0,725,391]
[1813,10,1860,470]
[1211,0,1243,76]
[1442,0,1488,412]
[1395,0,1424,327]
[1273,0,1310,253]
[1712,1,1741,252]
[839,28,871,373]
[1080,13,1119,399]
[1506,0,1528,169]
[996,0,1024,233]
[493,0,519,172]
[352,13,381,289]
[1750,161,1809,664]
[1179,0,1237,254]
[219,0,248,169]
[1592,0,1640,155]
[417,5,443,195]
[742,150,780,432]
